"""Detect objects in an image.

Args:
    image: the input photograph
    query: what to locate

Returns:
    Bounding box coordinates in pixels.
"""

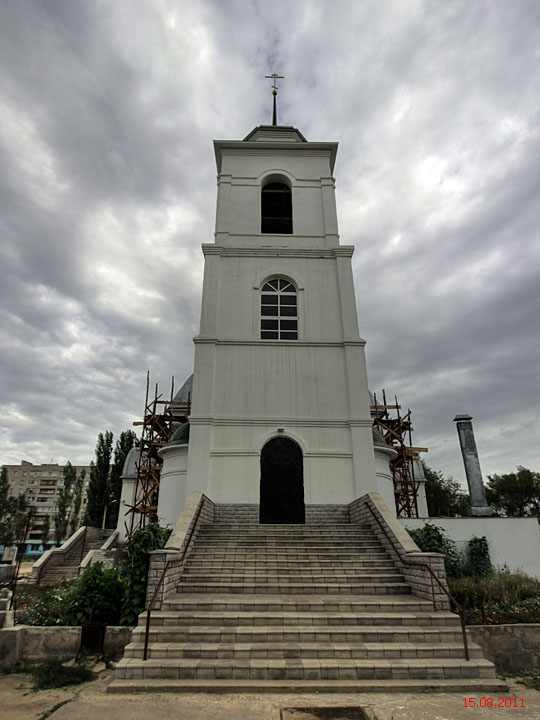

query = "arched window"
[260,279,298,340]
[261,182,292,234]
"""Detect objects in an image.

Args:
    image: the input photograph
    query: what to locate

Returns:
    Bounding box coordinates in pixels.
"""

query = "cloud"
[0,0,539,491]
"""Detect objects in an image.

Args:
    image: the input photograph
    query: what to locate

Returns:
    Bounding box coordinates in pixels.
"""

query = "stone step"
[195,536,381,553]
[161,593,432,614]
[136,625,469,646]
[181,571,404,582]
[175,581,412,595]
[211,524,356,530]
[188,548,388,562]
[108,676,508,694]
[124,640,483,660]
[185,561,397,571]
[143,610,455,629]
[113,656,497,681]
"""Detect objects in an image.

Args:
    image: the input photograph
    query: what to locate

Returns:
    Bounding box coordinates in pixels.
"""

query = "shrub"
[61,563,125,625]
[449,570,540,624]
[119,523,171,625]
[407,522,464,578]
[15,582,78,626]
[15,564,125,626]
[465,535,492,577]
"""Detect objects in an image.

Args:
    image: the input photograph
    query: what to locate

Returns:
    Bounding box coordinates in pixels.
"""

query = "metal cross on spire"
[265,73,284,126]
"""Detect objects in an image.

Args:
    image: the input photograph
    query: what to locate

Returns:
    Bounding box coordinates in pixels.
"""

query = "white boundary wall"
[400,517,540,578]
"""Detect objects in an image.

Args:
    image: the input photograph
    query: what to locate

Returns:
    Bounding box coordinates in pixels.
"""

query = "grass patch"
[506,669,540,692]
[30,659,95,690]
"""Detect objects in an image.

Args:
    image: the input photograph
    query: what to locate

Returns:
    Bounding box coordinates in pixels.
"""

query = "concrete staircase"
[110,504,506,693]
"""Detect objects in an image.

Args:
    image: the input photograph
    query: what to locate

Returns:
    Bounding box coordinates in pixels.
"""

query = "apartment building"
[4,461,91,554]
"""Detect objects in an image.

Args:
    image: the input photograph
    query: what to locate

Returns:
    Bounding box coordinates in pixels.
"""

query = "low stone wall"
[467,624,540,671]
[0,625,132,666]
[146,492,215,610]
[349,492,449,610]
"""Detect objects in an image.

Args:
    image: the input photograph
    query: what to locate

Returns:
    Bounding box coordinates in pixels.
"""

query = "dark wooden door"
[259,437,305,524]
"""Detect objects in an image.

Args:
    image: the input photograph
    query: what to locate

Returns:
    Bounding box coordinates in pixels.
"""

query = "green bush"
[119,523,171,625]
[407,522,464,578]
[15,582,78,626]
[15,564,125,626]
[15,525,172,628]
[449,570,540,624]
[465,535,492,577]
[61,564,125,625]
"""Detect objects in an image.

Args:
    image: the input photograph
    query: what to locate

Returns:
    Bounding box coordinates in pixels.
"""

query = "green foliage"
[40,515,50,550]
[449,570,540,624]
[423,462,470,517]
[407,521,464,578]
[486,466,540,517]
[0,465,29,546]
[54,461,75,544]
[120,524,171,625]
[62,563,125,625]
[29,659,95,690]
[69,468,85,535]
[15,564,125,626]
[85,431,113,527]
[107,430,138,528]
[15,583,78,626]
[466,535,492,577]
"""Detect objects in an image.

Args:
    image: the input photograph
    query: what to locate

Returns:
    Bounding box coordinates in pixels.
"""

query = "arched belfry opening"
[259,436,305,524]
[261,182,292,233]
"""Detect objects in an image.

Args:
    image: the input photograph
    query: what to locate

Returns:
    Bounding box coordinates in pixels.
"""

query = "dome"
[168,421,190,446]
[121,447,141,478]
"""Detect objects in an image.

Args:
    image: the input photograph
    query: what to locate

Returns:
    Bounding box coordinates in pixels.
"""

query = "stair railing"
[365,503,470,661]
[143,499,205,660]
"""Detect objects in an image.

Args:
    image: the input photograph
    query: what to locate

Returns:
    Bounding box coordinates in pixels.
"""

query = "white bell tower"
[177,121,381,514]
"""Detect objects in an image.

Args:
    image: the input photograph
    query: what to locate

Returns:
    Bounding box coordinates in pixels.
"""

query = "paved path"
[2,669,540,720]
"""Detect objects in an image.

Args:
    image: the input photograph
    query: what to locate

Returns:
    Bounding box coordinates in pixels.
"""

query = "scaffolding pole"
[125,372,191,535]
[371,390,427,518]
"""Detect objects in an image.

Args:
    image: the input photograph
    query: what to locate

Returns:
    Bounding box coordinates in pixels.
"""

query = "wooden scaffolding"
[126,373,191,535]
[371,389,428,518]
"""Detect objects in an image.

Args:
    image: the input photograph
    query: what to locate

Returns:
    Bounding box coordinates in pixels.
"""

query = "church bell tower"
[174,120,382,520]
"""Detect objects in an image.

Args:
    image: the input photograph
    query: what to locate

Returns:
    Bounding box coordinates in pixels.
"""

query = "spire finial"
[265,72,284,126]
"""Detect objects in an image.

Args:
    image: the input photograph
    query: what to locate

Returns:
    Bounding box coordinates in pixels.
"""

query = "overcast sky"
[1,0,539,488]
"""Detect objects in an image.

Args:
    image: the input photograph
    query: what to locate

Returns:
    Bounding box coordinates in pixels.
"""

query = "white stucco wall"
[157,444,188,528]
[184,128,379,505]
[400,517,540,578]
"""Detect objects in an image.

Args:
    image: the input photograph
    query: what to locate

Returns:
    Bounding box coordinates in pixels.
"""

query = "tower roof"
[243,125,308,143]
[213,128,338,174]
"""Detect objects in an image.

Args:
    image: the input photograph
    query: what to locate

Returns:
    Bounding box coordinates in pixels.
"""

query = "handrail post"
[142,498,206,660]
[364,502,469,662]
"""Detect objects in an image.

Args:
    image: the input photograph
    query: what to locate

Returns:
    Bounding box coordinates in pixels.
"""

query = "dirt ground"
[2,668,540,720]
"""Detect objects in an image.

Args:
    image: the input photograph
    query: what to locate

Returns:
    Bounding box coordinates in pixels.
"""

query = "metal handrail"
[143,499,205,660]
[365,503,470,661]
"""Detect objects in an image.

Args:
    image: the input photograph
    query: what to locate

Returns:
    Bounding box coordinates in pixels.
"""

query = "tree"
[107,430,138,527]
[423,462,470,517]
[41,515,50,551]
[54,461,76,543]
[0,466,29,546]
[84,431,113,527]
[486,466,540,517]
[69,468,86,535]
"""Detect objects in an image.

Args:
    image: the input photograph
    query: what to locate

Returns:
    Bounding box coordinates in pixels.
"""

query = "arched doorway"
[259,437,305,524]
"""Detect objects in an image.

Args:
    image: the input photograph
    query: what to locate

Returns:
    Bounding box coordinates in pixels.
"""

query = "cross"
[265,73,284,125]
[265,73,284,97]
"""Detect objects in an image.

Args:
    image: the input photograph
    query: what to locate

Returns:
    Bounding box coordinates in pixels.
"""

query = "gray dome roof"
[121,447,141,478]
[169,421,190,446]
